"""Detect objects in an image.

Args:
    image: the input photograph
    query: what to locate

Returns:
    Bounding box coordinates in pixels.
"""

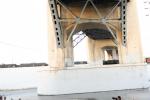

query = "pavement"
[0,88,150,100]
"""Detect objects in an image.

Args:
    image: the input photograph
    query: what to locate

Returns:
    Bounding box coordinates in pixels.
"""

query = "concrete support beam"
[48,4,65,68]
[124,0,144,64]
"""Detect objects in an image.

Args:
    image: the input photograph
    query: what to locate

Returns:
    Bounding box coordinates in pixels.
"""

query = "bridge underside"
[49,0,128,48]
[84,29,113,40]
[48,0,144,68]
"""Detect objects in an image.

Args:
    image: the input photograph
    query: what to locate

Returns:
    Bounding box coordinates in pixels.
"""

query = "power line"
[0,40,40,52]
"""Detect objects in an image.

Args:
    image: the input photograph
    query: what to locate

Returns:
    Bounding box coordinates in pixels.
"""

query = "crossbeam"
[73,32,86,47]
[48,0,128,48]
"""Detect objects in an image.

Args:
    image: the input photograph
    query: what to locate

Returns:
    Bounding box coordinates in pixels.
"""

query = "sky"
[0,0,150,64]
[138,0,150,57]
[0,0,48,64]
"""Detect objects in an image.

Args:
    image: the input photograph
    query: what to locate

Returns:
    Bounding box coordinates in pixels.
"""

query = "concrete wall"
[38,64,149,95]
[0,64,150,95]
[0,66,49,90]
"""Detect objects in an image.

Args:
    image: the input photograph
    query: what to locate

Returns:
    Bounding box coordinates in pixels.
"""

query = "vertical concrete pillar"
[125,0,144,63]
[64,32,74,67]
[48,6,65,68]
[61,7,74,67]
[87,38,96,64]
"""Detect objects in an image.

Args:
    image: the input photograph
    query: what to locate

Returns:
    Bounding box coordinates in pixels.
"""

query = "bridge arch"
[66,22,116,40]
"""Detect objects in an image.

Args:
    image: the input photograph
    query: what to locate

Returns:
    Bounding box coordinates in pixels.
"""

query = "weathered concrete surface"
[0,64,149,99]
[125,0,144,64]
[37,64,149,95]
[0,64,150,93]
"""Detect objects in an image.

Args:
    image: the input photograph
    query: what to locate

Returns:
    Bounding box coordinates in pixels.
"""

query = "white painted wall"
[0,66,49,90]
[0,64,150,95]
[38,64,149,95]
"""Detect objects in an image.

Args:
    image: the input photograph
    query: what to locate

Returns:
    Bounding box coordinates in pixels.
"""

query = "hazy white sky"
[138,0,150,57]
[0,0,48,64]
[0,0,149,64]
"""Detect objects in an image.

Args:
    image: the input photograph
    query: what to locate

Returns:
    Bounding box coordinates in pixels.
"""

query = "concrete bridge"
[39,0,149,95]
[48,0,143,68]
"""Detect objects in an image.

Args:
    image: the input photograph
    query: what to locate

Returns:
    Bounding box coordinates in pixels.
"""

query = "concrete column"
[48,6,65,68]
[61,7,74,67]
[112,48,117,60]
[125,0,144,64]
[64,32,74,67]
[87,38,96,65]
